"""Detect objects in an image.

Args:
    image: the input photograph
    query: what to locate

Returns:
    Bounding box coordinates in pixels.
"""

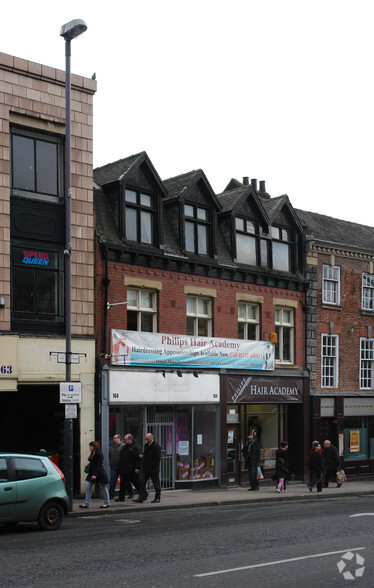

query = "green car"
[0,453,69,531]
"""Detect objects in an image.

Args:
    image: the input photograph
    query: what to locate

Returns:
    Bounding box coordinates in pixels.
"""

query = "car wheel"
[37,501,64,531]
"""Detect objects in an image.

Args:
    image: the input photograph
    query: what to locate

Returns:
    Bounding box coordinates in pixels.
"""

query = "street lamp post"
[60,19,87,509]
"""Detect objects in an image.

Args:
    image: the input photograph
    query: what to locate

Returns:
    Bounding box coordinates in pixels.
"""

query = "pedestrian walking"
[275,441,289,493]
[109,434,124,499]
[79,441,110,509]
[323,440,341,488]
[243,433,261,491]
[115,433,142,502]
[133,432,162,504]
[308,441,325,492]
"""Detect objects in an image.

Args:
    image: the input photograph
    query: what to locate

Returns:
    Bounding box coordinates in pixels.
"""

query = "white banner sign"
[109,371,220,404]
[111,330,274,370]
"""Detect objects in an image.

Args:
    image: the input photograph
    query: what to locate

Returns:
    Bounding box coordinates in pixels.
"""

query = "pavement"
[70,478,374,518]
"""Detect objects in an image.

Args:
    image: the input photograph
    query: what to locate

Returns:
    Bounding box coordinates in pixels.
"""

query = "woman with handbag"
[79,441,110,509]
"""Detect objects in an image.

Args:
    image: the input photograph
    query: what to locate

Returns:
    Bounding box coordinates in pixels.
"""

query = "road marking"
[115,519,141,524]
[350,513,374,517]
[194,547,366,578]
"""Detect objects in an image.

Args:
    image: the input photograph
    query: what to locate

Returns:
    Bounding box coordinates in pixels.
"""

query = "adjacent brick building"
[298,209,374,477]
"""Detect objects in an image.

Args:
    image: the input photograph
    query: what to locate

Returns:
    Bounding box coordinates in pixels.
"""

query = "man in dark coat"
[134,433,162,504]
[109,434,124,499]
[323,439,341,488]
[115,433,142,502]
[243,434,261,491]
[308,441,325,492]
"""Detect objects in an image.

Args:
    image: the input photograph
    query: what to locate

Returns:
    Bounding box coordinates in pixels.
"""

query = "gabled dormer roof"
[262,195,304,233]
[216,185,271,226]
[163,169,221,210]
[94,151,167,196]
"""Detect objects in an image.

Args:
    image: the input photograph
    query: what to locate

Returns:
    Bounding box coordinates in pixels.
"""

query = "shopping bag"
[336,469,346,484]
[257,465,264,480]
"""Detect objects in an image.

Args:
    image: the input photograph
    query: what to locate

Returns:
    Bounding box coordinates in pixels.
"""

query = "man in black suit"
[134,433,162,504]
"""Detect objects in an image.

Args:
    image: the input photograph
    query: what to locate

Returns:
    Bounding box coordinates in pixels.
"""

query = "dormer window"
[235,217,257,265]
[271,226,293,272]
[184,204,209,255]
[124,188,156,245]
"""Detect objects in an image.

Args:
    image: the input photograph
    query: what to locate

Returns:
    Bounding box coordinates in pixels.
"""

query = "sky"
[2,1,374,227]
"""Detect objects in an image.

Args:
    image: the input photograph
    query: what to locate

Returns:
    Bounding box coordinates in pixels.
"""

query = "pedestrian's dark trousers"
[119,470,139,500]
[139,470,161,500]
[248,465,258,490]
[324,469,336,487]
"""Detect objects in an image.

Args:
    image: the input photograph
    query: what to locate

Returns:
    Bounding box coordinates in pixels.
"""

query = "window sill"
[321,303,342,311]
[361,309,374,317]
[275,362,296,368]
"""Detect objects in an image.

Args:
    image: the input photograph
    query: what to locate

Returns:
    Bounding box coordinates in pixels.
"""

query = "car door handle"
[4,486,13,491]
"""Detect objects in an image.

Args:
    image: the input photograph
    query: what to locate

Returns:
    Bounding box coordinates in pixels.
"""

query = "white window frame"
[362,274,374,310]
[322,265,340,305]
[321,334,339,388]
[360,338,374,389]
[275,307,294,364]
[126,288,157,332]
[186,296,212,337]
[238,302,260,340]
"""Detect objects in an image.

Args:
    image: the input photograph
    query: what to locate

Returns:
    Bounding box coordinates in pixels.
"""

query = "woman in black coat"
[79,441,110,509]
[308,441,325,493]
[275,441,289,492]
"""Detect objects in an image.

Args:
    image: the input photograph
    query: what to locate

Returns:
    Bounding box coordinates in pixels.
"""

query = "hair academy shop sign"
[227,375,303,403]
[111,330,274,370]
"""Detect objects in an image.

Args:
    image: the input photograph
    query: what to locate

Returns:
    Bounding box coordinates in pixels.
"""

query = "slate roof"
[163,169,221,210]
[163,170,202,200]
[93,152,144,186]
[94,187,123,248]
[296,209,374,253]
[216,186,249,212]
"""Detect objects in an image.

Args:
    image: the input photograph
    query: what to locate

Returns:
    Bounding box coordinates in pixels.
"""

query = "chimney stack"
[259,180,266,192]
[251,178,258,191]
[243,176,249,185]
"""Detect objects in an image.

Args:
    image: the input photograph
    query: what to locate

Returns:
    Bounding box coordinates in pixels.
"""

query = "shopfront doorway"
[147,422,175,490]
[226,424,242,485]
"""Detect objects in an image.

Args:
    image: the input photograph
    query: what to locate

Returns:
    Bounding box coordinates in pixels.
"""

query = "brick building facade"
[298,209,374,477]
[0,52,96,493]
[94,153,310,488]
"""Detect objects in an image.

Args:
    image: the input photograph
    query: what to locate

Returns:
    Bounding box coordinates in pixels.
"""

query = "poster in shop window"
[349,430,360,453]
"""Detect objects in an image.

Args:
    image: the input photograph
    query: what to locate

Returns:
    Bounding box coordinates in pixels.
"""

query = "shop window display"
[344,416,374,461]
[175,405,217,481]
[226,404,285,471]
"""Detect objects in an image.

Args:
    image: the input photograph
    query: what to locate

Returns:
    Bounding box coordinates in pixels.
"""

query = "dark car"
[0,453,69,531]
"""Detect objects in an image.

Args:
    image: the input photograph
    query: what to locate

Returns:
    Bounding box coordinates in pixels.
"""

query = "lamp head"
[60,19,87,41]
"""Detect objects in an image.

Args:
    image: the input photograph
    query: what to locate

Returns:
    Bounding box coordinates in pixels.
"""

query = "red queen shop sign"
[227,375,303,403]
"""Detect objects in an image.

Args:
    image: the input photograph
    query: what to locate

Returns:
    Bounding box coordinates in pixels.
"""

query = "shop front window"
[344,416,374,461]
[240,404,285,470]
[193,406,216,479]
[176,407,191,481]
[175,405,217,481]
